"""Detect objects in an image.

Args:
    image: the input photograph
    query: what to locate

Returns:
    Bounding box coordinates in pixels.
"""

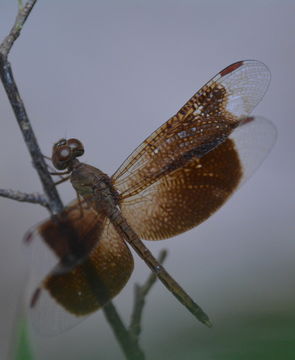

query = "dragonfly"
[27,60,276,335]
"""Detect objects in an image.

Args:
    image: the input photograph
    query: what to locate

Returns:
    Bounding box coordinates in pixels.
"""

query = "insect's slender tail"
[110,209,212,328]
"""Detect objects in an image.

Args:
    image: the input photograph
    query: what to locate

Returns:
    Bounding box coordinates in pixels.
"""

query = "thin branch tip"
[0,0,37,59]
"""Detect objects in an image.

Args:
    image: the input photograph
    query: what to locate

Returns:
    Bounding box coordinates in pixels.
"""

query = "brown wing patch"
[38,203,105,269]
[120,138,242,240]
[35,205,134,316]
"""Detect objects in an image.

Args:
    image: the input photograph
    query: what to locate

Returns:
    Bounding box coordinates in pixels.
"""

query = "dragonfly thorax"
[71,162,120,217]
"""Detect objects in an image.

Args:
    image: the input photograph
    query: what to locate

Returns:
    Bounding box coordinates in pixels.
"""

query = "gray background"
[0,1,294,359]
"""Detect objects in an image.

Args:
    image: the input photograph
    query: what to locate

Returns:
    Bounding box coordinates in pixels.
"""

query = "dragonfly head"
[52,138,85,170]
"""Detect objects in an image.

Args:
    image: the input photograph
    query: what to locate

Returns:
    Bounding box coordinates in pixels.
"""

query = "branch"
[0,0,63,215]
[0,189,49,208]
[103,303,145,360]
[0,0,37,59]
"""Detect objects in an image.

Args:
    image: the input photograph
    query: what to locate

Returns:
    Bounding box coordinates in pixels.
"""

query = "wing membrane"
[113,61,270,199]
[119,117,276,240]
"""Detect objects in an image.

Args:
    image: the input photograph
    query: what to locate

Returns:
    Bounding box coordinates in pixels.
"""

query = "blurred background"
[0,0,294,359]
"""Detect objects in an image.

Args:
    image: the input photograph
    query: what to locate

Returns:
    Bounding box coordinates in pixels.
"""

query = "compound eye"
[52,145,72,170]
[67,138,84,158]
[52,138,65,154]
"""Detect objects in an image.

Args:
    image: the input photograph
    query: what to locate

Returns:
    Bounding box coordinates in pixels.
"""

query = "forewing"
[119,117,276,240]
[27,203,134,335]
[113,60,270,199]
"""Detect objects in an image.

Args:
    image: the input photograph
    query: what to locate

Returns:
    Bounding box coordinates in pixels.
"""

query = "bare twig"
[129,250,168,339]
[103,302,145,360]
[0,1,63,215]
[0,189,49,208]
[0,0,37,59]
